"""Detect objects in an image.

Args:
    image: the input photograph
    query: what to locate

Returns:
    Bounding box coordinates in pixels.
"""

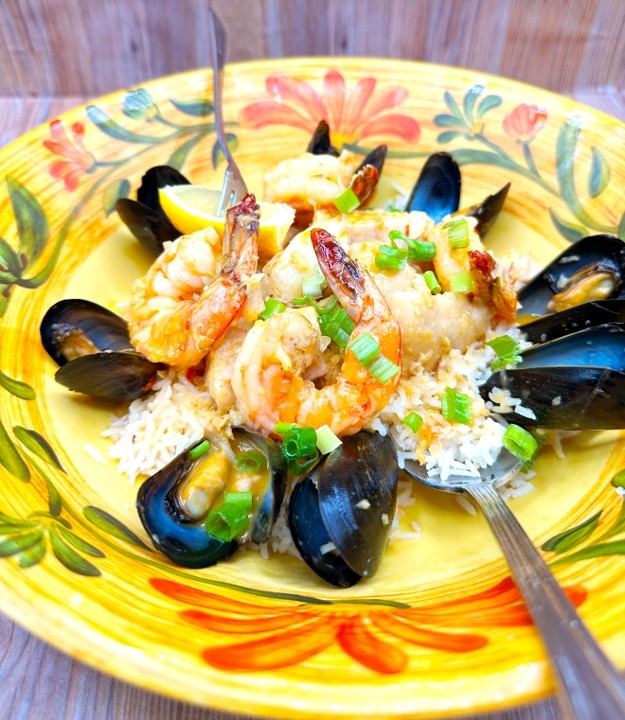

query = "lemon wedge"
[158,184,295,260]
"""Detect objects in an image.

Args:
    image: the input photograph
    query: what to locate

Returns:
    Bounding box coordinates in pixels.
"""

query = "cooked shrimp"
[128,195,260,367]
[313,208,431,246]
[205,326,248,412]
[232,229,402,436]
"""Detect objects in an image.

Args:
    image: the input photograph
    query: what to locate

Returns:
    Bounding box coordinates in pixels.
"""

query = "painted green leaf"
[167,132,208,170]
[598,502,625,540]
[475,94,502,120]
[588,147,610,199]
[18,538,46,568]
[171,98,214,117]
[211,133,239,170]
[49,530,101,576]
[463,84,484,122]
[123,89,156,120]
[0,237,23,279]
[450,149,520,173]
[86,105,157,144]
[436,130,462,144]
[541,511,601,553]
[0,529,42,557]
[443,90,463,118]
[617,212,625,241]
[611,470,625,489]
[433,113,464,129]
[6,176,49,266]
[0,420,29,481]
[83,505,151,550]
[58,525,105,558]
[103,179,130,216]
[0,511,36,525]
[549,208,586,242]
[551,538,625,566]
[0,370,36,400]
[14,426,65,471]
[0,520,37,534]
[0,290,11,318]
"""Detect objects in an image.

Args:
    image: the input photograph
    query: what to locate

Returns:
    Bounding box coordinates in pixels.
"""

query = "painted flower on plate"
[240,70,420,148]
[43,119,95,191]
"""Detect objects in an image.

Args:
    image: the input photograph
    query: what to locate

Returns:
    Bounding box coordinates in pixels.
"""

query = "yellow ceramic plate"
[1,58,625,719]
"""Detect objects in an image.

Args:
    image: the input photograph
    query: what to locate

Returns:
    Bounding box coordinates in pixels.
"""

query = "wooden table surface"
[1,86,624,720]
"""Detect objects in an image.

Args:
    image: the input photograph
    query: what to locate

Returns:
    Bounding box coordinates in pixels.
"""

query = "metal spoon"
[402,450,625,720]
[208,9,247,216]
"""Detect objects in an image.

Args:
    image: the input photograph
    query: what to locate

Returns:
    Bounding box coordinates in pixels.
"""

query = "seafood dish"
[40,122,625,588]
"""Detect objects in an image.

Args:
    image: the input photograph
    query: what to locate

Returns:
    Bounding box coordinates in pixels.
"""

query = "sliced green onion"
[450,270,473,293]
[293,295,355,350]
[333,187,360,213]
[388,229,409,243]
[502,424,538,463]
[444,217,470,249]
[282,426,318,461]
[486,334,522,371]
[274,422,297,434]
[347,332,400,383]
[423,270,442,295]
[258,297,286,320]
[407,239,436,261]
[205,491,253,541]
[403,412,423,433]
[375,244,408,271]
[301,268,326,297]
[287,453,320,476]
[385,203,403,213]
[315,425,343,454]
[441,387,472,425]
[188,439,211,460]
[235,450,267,473]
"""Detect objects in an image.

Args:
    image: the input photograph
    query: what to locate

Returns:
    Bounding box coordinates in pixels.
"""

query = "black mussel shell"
[521,299,625,344]
[517,235,625,319]
[464,183,510,238]
[404,152,461,223]
[480,323,625,429]
[137,440,237,568]
[288,431,399,588]
[54,351,160,400]
[136,165,190,211]
[307,120,340,156]
[355,144,388,176]
[41,298,134,366]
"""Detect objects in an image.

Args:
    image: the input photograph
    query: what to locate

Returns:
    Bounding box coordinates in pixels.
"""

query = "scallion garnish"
[450,270,473,293]
[385,230,437,263]
[502,424,538,463]
[441,387,472,425]
[188,439,211,460]
[205,491,253,541]
[258,297,286,320]
[281,425,319,475]
[423,270,442,294]
[374,243,408,271]
[315,425,342,454]
[403,412,423,433]
[347,332,400,383]
[486,334,522,371]
[294,295,355,349]
[235,450,267,473]
[444,217,470,249]
[274,422,297,434]
[333,187,360,213]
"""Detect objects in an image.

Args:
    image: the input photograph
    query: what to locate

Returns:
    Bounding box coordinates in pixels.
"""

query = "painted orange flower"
[151,576,586,674]
[239,70,420,149]
[43,119,95,191]
[502,104,548,143]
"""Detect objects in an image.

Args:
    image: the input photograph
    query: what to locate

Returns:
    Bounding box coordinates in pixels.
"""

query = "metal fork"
[208,9,247,216]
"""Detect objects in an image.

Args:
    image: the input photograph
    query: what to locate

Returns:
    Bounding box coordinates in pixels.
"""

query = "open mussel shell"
[517,234,625,318]
[463,182,510,238]
[480,323,625,429]
[116,165,190,255]
[137,432,287,569]
[404,152,461,223]
[307,120,340,157]
[521,299,625,344]
[288,431,399,588]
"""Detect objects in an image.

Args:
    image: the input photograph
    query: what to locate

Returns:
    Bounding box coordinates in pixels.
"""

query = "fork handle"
[467,483,625,720]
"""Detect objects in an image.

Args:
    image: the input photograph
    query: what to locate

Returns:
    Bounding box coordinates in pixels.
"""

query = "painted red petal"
[337,616,407,674]
[359,114,420,143]
[201,617,336,670]
[63,168,82,192]
[181,608,316,634]
[323,70,347,135]
[49,160,70,178]
[372,612,487,652]
[342,77,377,136]
[43,140,66,155]
[265,75,326,121]
[49,119,68,142]
[239,101,316,133]
[363,87,409,117]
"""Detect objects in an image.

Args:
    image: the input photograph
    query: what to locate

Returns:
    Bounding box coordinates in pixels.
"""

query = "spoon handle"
[208,9,247,216]
[467,483,625,720]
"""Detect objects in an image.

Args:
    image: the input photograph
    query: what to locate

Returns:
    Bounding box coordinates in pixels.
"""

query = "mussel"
[116,165,190,255]
[517,234,625,319]
[136,430,287,568]
[40,298,160,401]
[288,431,399,588]
[404,151,510,236]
